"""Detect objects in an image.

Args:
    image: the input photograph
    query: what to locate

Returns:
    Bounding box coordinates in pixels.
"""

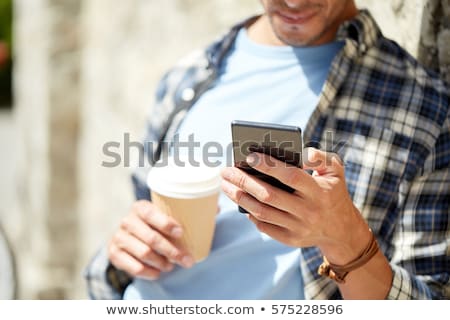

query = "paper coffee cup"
[147,157,221,262]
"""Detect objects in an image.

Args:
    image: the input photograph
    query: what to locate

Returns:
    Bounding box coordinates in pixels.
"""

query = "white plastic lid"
[147,158,222,199]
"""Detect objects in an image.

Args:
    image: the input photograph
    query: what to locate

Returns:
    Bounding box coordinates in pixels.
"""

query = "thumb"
[302,148,343,175]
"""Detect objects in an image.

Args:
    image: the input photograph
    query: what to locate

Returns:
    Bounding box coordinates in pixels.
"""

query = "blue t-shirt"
[124,28,344,300]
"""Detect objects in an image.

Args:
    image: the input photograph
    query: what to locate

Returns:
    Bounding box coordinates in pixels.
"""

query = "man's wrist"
[319,206,372,265]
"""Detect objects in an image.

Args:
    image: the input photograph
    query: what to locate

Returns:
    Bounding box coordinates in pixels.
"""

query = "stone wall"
[418,0,450,83]
[14,0,81,299]
[11,0,449,299]
[356,0,426,55]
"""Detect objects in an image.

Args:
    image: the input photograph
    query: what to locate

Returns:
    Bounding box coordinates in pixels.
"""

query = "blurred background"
[0,0,448,299]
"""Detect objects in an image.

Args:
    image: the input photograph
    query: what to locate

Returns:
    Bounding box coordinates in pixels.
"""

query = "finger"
[248,214,307,247]
[114,230,174,272]
[243,153,316,197]
[120,214,194,268]
[248,214,290,243]
[221,180,300,228]
[221,166,296,211]
[133,201,183,239]
[109,244,161,280]
[302,147,344,176]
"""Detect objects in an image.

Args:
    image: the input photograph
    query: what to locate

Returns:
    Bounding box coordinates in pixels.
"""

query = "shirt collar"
[205,15,259,70]
[336,9,383,55]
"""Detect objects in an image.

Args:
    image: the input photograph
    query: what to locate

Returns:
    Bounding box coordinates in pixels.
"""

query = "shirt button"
[360,44,367,53]
[181,88,195,102]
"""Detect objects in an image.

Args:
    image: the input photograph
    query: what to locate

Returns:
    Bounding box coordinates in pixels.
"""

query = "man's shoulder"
[163,15,254,77]
[153,20,245,105]
[351,9,447,97]
[172,49,209,71]
[357,35,449,132]
[370,36,449,99]
[157,30,230,89]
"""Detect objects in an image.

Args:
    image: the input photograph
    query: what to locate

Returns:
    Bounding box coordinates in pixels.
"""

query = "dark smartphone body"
[231,120,303,213]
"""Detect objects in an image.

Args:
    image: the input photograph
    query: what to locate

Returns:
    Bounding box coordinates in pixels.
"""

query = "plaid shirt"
[84,10,450,300]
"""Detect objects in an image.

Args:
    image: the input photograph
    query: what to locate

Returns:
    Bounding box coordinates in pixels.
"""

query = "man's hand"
[108,200,195,280]
[221,148,372,265]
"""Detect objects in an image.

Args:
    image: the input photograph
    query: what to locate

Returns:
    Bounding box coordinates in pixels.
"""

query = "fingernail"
[181,255,195,268]
[246,153,259,166]
[171,227,183,238]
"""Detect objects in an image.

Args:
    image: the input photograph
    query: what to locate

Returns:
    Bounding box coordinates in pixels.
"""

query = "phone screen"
[231,120,303,213]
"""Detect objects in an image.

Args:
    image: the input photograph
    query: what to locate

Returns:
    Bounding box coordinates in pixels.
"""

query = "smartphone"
[231,120,303,213]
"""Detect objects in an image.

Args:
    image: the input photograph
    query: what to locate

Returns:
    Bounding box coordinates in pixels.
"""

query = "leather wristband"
[318,230,379,284]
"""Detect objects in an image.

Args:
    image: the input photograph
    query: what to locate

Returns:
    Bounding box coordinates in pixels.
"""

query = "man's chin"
[271,21,326,46]
[275,31,322,47]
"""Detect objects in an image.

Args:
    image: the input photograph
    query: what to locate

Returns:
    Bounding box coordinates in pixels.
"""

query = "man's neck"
[247,15,284,46]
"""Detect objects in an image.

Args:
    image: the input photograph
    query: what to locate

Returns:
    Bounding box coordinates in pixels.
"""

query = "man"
[85,0,449,299]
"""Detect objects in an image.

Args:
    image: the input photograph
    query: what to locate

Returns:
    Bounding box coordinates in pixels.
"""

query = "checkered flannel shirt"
[84,10,449,299]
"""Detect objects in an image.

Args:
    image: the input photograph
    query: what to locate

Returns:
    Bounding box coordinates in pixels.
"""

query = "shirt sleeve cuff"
[386,264,431,300]
[83,246,127,300]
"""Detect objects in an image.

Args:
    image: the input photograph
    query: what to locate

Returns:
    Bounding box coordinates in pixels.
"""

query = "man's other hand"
[108,200,195,280]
